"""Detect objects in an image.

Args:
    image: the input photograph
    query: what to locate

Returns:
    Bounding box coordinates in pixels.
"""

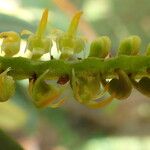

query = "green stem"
[0,55,150,80]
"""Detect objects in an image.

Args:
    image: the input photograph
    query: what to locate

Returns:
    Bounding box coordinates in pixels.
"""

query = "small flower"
[100,69,132,100]
[130,75,150,97]
[0,31,21,56]
[29,70,64,108]
[118,35,141,55]
[56,11,86,60]
[21,9,52,59]
[0,68,15,102]
[70,69,112,108]
[89,36,111,58]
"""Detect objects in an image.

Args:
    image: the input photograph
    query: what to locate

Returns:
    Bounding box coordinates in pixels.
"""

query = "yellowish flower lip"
[35,92,61,108]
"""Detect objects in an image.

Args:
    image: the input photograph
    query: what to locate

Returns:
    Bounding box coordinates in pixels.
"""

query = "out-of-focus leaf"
[0,129,23,150]
[0,14,34,32]
[0,101,28,131]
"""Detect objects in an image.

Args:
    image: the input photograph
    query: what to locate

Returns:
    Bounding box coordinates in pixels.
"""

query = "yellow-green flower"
[71,69,112,108]
[0,68,15,102]
[89,36,111,58]
[29,70,64,108]
[0,31,21,56]
[56,11,86,60]
[118,35,141,55]
[21,9,52,59]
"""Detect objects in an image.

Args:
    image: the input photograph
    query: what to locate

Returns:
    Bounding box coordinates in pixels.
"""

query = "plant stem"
[0,55,150,80]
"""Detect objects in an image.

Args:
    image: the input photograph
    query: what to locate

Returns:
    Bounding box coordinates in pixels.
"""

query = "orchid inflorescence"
[0,9,150,109]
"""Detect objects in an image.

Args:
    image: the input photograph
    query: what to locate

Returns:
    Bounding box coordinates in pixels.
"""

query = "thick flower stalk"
[0,9,150,109]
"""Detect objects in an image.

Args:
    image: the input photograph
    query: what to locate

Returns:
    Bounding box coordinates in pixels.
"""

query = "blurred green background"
[0,0,150,150]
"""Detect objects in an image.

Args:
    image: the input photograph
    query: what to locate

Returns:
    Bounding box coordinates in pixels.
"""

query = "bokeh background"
[0,0,150,150]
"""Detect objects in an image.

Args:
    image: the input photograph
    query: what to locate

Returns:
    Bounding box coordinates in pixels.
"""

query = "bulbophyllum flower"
[71,69,113,108]
[100,69,132,100]
[29,70,64,108]
[21,9,52,59]
[118,35,141,55]
[129,74,150,98]
[89,36,111,58]
[0,68,15,102]
[0,31,21,56]
[55,11,86,60]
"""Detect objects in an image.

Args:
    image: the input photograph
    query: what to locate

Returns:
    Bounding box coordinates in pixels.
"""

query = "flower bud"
[0,31,21,56]
[118,35,141,55]
[89,36,111,58]
[0,68,15,102]
[29,70,64,108]
[21,9,52,59]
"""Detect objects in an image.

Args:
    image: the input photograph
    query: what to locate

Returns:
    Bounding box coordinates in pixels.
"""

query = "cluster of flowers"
[0,9,150,109]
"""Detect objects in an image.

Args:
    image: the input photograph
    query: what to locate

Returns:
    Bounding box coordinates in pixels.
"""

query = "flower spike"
[29,70,64,108]
[0,31,21,56]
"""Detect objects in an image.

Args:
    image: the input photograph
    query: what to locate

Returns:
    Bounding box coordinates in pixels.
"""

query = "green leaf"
[0,129,23,150]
